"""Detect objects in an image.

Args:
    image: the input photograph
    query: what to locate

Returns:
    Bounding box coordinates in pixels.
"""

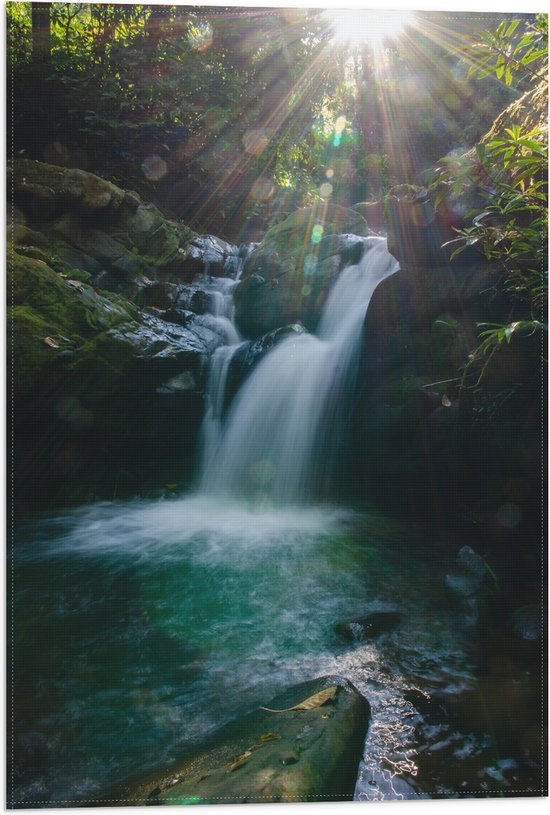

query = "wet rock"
[177,243,205,280]
[511,605,542,642]
[234,204,370,337]
[334,611,402,642]
[160,308,193,328]
[116,675,369,805]
[445,546,486,599]
[133,282,181,311]
[316,233,366,266]
[156,371,198,395]
[225,324,307,408]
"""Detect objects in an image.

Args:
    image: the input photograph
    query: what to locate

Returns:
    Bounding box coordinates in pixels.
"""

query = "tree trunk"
[31,2,51,63]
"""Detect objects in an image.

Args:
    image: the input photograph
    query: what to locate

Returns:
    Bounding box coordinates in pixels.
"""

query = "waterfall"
[198,276,244,479]
[199,237,398,504]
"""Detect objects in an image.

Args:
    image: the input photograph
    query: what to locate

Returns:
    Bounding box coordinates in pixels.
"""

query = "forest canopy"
[7,3,543,240]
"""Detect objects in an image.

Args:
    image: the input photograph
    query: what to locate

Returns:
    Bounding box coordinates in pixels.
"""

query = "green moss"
[260,204,369,270]
[7,304,65,394]
[8,252,138,397]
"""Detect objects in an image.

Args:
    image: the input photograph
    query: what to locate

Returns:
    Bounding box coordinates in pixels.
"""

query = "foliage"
[433,15,547,387]
[466,15,548,87]
[7,4,527,238]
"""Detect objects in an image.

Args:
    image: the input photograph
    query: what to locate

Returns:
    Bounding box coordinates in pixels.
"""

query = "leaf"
[259,685,338,713]
[228,750,252,772]
[506,20,520,37]
[259,732,281,742]
[43,336,60,348]
[442,395,452,407]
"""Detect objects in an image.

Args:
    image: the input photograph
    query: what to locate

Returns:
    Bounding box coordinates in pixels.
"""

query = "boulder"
[8,160,199,290]
[225,323,307,408]
[115,675,370,805]
[334,611,402,642]
[234,204,370,337]
[9,159,126,216]
[352,200,386,230]
[8,250,221,501]
[386,184,463,268]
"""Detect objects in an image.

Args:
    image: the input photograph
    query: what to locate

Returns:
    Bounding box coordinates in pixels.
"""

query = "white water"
[200,237,398,503]
[14,240,518,805]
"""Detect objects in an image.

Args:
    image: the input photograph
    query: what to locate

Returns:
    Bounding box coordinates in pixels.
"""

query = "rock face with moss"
[113,676,369,806]
[234,203,370,338]
[7,160,245,503]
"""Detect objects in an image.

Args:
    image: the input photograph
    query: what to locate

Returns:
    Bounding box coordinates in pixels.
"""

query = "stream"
[10,240,541,805]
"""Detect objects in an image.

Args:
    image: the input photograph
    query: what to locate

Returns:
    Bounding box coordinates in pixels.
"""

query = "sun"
[325,8,414,48]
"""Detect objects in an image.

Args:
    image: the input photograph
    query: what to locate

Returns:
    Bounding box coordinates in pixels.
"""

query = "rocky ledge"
[113,675,370,806]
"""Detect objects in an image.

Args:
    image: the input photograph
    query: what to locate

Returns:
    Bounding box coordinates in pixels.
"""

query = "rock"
[6,223,48,247]
[133,282,181,311]
[225,324,307,408]
[445,546,487,600]
[52,212,150,283]
[115,676,369,805]
[334,611,402,642]
[9,159,125,216]
[156,371,198,395]
[352,200,386,230]
[511,605,542,642]
[7,251,135,396]
[177,243,205,280]
[316,233,366,266]
[386,184,462,267]
[234,204,370,337]
[8,248,222,500]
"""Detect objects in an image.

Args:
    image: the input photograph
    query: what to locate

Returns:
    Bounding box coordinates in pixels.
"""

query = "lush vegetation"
[7,3,531,239]
[432,14,547,389]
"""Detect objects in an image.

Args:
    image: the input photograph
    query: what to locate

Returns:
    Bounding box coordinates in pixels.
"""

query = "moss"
[7,305,66,394]
[8,252,137,397]
[260,204,369,269]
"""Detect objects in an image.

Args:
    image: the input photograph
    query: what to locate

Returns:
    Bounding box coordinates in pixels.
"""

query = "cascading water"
[200,237,399,503]
[196,276,244,479]
[12,236,533,805]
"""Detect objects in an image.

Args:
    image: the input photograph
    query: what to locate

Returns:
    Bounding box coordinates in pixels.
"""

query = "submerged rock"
[334,611,402,642]
[116,675,369,805]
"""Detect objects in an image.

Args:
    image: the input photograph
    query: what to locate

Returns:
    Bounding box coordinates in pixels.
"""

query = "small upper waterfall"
[199,237,399,503]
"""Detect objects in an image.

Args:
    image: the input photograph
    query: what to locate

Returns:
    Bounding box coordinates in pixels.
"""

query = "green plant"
[466,15,548,86]
[432,15,547,393]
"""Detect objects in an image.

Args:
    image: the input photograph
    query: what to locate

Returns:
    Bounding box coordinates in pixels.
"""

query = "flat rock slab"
[118,675,369,806]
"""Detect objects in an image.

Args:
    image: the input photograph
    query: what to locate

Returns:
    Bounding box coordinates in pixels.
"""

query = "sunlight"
[325,8,414,48]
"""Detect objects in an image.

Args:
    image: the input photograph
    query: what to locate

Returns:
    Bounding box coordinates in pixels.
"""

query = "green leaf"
[521,48,547,64]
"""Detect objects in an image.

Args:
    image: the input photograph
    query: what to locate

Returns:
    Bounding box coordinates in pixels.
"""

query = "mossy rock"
[257,203,369,271]
[8,252,135,396]
[235,205,369,337]
[9,159,126,217]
